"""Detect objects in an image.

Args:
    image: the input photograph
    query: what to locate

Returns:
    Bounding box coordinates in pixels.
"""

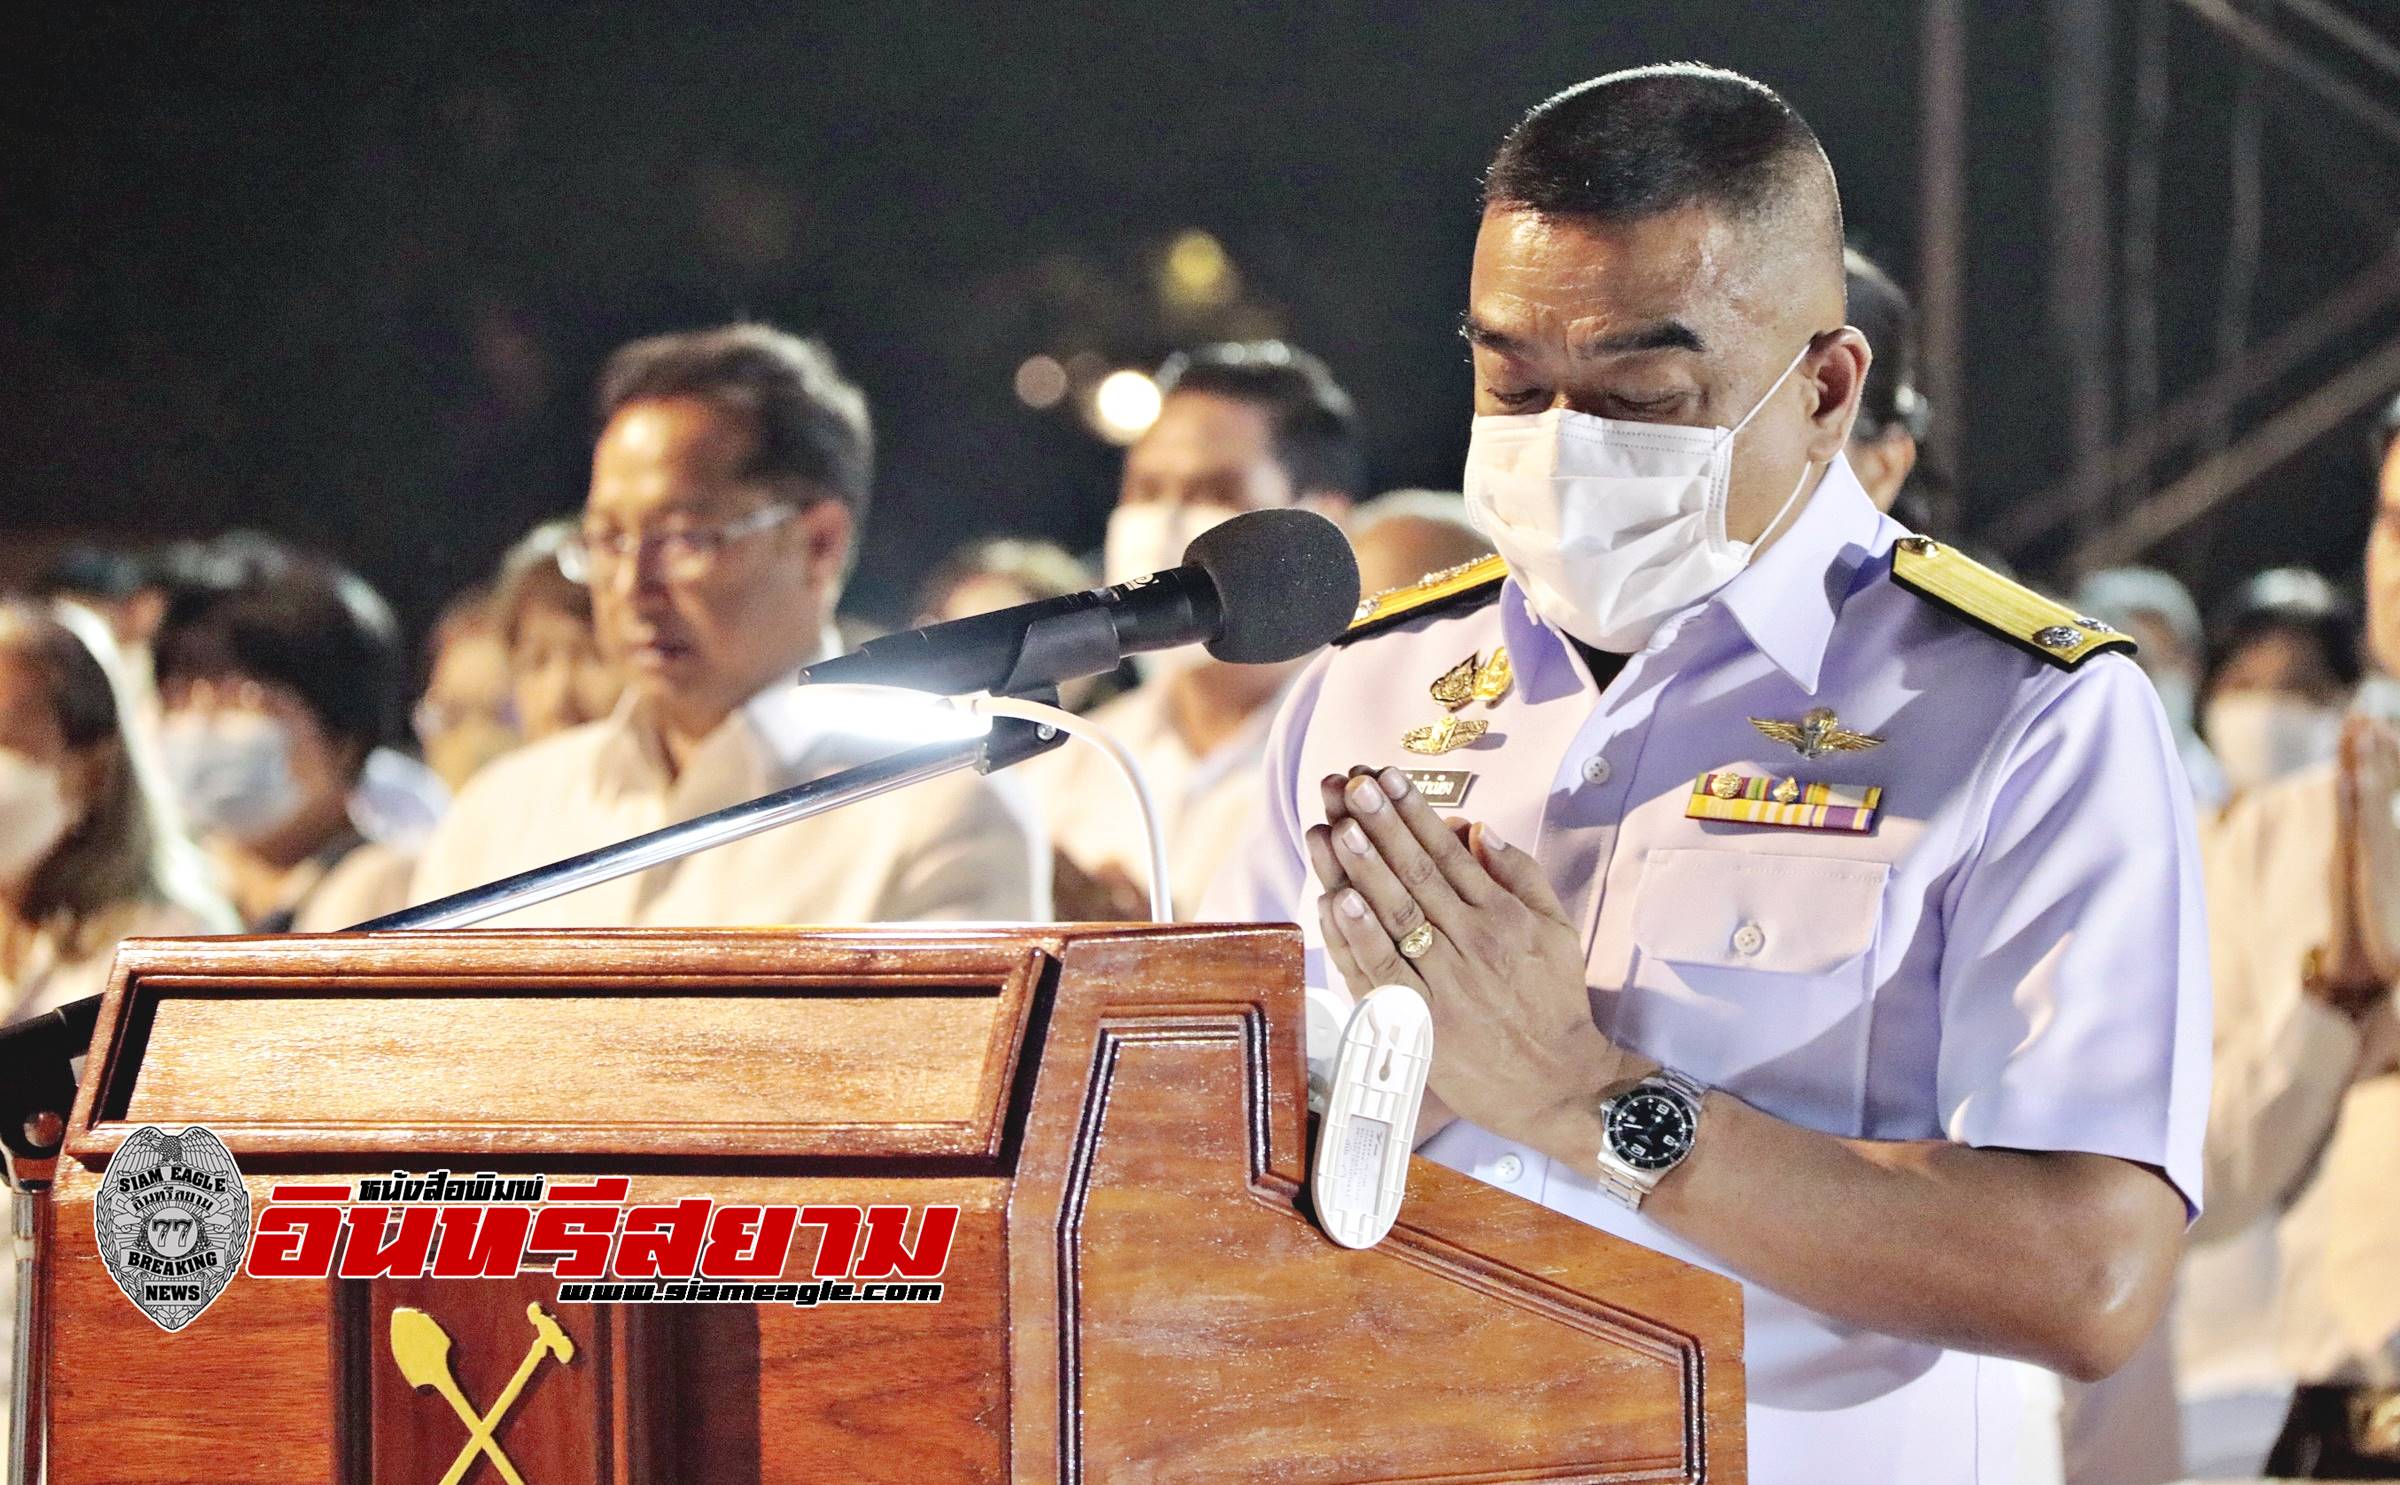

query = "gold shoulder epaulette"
[1333,554,1509,647]
[1890,535,2135,670]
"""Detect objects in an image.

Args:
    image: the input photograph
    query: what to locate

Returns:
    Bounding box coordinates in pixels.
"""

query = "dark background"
[4,2,2395,639]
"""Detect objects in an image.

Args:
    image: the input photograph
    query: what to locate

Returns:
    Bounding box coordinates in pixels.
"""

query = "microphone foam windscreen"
[1185,507,1362,664]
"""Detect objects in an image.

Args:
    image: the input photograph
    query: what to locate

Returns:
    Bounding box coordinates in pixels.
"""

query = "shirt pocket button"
[1731,921,1768,957]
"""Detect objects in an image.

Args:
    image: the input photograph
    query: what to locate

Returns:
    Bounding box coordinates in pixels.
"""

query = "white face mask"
[0,748,74,881]
[1104,501,1241,680]
[159,709,305,843]
[1462,342,1816,653]
[2202,691,2343,794]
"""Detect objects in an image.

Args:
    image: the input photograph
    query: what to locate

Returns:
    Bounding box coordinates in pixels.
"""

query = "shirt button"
[1731,922,1767,957]
[1581,755,1613,785]
[1491,1153,1525,1183]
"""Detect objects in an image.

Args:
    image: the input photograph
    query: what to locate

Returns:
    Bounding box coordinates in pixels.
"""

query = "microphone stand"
[0,715,1066,1150]
[0,713,1066,1163]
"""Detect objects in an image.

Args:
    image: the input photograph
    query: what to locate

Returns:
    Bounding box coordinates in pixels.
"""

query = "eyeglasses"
[557,503,799,584]
[413,696,521,741]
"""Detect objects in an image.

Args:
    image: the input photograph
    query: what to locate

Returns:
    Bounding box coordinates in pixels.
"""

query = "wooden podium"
[29,924,1743,1483]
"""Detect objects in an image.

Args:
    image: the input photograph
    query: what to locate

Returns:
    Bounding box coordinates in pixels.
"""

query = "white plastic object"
[1311,983,1433,1250]
[1301,984,1357,1113]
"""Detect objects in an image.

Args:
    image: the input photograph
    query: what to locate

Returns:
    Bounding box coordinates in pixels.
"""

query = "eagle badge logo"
[94,1125,251,1331]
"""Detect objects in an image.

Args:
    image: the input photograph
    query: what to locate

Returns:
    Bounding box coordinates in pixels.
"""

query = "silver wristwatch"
[1593,1067,1707,1210]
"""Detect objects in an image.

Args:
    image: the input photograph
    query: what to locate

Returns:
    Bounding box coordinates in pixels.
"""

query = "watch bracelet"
[1596,1066,1708,1208]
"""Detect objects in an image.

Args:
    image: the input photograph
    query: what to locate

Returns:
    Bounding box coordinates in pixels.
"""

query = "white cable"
[798,683,1174,922]
[963,692,1173,924]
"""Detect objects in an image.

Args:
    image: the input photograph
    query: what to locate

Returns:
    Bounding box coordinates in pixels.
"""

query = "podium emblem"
[94,1125,252,1331]
[391,1301,577,1485]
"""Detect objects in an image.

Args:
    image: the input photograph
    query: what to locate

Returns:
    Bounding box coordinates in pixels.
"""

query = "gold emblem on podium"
[390,1300,576,1485]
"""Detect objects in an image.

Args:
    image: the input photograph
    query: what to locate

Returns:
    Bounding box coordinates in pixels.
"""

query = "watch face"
[1606,1088,1697,1172]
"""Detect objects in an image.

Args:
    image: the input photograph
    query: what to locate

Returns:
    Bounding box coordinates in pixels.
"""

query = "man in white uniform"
[1211,65,2207,1483]
[412,324,1044,925]
[1030,342,1362,919]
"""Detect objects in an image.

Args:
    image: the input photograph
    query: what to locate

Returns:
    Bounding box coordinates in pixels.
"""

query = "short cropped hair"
[1485,63,1842,266]
[915,537,1093,623]
[596,323,875,521]
[152,541,405,772]
[1155,341,1366,499]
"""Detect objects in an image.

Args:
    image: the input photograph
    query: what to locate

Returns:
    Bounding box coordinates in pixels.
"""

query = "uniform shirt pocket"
[1621,849,1891,1131]
[1631,849,1888,973]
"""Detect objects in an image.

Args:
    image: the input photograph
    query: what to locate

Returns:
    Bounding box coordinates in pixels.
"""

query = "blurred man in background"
[1349,489,1493,599]
[412,323,1045,925]
[1028,341,1363,919]
[2193,401,2400,1478]
[1841,247,1928,517]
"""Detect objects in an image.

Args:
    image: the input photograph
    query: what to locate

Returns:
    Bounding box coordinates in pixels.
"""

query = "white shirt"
[1022,677,1276,919]
[410,675,1049,927]
[2193,760,2400,1387]
[1211,460,2210,1485]
[278,839,416,934]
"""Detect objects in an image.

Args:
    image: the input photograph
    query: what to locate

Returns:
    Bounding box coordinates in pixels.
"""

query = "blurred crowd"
[3,245,2398,1482]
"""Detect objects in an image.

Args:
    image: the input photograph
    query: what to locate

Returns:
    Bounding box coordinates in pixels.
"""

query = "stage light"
[1014,354,1069,409]
[1161,229,1237,310]
[1091,369,1162,444]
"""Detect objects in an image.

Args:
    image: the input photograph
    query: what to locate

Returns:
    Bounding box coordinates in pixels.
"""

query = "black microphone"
[801,507,1360,695]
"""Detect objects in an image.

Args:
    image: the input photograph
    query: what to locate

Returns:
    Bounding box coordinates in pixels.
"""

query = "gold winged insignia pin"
[1430,654,1478,711]
[1472,647,1512,703]
[1429,648,1513,712]
[1402,715,1489,755]
[1749,707,1884,761]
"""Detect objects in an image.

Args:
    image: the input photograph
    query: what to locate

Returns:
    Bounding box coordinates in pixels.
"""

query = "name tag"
[1686,771,1881,833]
[1403,769,1476,809]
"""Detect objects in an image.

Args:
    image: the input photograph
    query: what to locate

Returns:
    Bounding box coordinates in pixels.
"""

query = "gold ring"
[1396,922,1436,960]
